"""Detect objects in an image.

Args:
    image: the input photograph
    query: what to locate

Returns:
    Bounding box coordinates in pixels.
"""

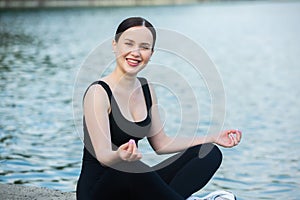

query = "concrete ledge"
[0,184,75,200]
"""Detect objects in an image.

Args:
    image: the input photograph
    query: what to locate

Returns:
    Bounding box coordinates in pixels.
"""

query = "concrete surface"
[0,184,75,200]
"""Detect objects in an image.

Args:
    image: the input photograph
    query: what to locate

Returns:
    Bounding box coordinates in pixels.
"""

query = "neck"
[110,67,138,90]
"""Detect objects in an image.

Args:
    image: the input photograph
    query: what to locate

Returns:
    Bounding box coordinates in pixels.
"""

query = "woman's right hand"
[117,139,142,162]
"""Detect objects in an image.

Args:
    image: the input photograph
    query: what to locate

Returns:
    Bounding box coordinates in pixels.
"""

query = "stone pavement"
[0,184,75,200]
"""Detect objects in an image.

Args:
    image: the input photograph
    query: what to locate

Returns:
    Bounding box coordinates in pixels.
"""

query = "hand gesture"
[117,139,142,162]
[213,129,242,148]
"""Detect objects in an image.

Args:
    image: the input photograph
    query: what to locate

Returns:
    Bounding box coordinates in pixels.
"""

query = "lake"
[1,1,300,199]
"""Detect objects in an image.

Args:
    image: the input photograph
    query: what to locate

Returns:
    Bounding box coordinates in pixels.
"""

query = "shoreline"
[0,184,75,200]
[0,0,198,9]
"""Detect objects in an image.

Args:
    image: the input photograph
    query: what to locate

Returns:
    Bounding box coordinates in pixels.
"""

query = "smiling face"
[113,26,154,75]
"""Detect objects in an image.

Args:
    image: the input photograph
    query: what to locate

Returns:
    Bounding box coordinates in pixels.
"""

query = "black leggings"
[77,143,222,200]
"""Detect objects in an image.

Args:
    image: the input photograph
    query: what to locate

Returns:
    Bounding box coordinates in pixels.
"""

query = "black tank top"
[82,77,152,162]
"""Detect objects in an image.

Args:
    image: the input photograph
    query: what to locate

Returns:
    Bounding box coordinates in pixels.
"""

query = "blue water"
[1,1,300,199]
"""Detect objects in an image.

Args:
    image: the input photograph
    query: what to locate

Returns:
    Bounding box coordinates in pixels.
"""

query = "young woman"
[76,17,242,200]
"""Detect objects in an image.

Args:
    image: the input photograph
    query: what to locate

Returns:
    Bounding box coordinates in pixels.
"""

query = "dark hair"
[115,17,156,51]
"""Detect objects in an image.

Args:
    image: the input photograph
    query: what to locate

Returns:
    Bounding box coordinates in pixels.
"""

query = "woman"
[76,17,242,200]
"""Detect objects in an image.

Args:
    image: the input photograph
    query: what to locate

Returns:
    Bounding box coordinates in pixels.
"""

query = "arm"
[84,85,142,166]
[147,84,242,155]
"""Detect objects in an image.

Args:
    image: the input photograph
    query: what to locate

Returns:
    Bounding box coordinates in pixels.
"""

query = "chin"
[124,63,146,75]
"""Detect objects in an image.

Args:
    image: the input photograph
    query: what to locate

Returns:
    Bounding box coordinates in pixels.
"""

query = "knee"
[212,144,223,166]
[183,143,223,167]
[198,143,223,167]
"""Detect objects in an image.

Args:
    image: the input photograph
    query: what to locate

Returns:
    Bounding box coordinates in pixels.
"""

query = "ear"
[112,40,117,53]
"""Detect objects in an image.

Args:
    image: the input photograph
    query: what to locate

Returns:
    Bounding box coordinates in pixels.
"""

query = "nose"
[130,48,141,57]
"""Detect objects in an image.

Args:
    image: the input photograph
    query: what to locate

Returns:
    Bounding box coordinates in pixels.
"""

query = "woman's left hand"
[213,129,242,148]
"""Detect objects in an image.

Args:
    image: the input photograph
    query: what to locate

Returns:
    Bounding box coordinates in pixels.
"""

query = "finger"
[117,148,131,161]
[127,153,142,162]
[132,142,138,155]
[228,133,236,146]
[227,129,237,134]
[119,142,129,150]
[236,129,242,142]
[122,140,134,161]
[129,140,140,160]
[128,146,137,160]
[230,129,241,144]
[228,129,241,144]
[232,133,238,145]
[127,139,134,154]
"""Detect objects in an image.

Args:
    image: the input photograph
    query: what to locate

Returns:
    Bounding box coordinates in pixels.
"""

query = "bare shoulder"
[84,83,110,111]
[85,83,107,98]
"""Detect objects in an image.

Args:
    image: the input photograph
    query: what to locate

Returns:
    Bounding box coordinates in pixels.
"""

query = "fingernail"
[129,139,134,143]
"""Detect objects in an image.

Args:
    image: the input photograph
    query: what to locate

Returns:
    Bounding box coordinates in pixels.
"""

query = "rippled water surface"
[1,1,300,199]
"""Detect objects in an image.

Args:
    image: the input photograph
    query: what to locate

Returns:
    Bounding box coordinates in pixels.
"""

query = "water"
[1,1,300,199]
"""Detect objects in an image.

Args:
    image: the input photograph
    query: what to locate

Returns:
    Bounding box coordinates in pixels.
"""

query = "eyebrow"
[124,38,151,46]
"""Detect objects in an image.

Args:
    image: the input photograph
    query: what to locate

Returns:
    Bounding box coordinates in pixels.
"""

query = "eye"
[140,45,151,50]
[125,42,133,46]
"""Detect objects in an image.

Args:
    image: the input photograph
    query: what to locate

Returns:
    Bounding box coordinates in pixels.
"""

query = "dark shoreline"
[0,0,198,9]
[0,183,75,200]
[0,0,296,10]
